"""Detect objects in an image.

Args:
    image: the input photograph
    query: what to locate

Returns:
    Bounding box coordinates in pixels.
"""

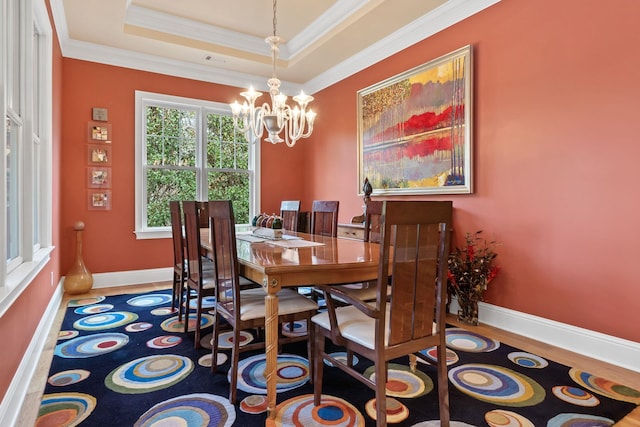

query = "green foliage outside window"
[145,105,251,228]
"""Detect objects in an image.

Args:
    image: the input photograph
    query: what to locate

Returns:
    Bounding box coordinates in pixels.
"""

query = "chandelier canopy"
[230,0,316,147]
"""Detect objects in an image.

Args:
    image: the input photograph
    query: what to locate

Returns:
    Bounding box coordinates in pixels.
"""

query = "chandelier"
[230,0,316,147]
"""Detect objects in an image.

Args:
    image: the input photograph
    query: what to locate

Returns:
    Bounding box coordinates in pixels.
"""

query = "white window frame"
[134,90,260,240]
[0,0,54,316]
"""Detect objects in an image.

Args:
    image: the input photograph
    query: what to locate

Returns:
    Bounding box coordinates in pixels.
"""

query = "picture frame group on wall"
[357,45,473,195]
[86,109,112,210]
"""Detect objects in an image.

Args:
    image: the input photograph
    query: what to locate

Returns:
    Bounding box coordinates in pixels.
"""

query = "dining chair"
[169,201,186,315]
[311,200,385,304]
[182,200,215,348]
[310,200,339,237]
[280,200,301,232]
[312,200,453,427]
[208,200,320,404]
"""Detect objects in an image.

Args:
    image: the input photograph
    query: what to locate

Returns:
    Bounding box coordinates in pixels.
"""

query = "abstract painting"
[357,45,473,195]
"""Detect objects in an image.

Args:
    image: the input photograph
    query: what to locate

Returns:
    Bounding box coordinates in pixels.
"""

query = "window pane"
[6,117,21,261]
[208,171,250,224]
[146,107,196,167]
[146,168,197,227]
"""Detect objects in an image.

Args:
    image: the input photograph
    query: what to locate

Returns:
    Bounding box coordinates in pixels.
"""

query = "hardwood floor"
[15,281,640,426]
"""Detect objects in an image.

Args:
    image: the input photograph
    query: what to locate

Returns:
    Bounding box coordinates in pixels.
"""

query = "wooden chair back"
[182,201,205,291]
[169,200,185,310]
[381,201,451,346]
[207,200,241,324]
[363,200,383,243]
[280,200,301,232]
[169,200,184,271]
[310,200,339,237]
[313,200,452,426]
[197,201,209,228]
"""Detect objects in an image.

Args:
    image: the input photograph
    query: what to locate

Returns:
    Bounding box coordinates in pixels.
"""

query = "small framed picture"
[87,167,111,188]
[88,122,112,143]
[88,144,112,165]
[88,190,111,210]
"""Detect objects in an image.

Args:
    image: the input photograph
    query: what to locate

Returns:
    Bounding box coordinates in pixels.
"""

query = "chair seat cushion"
[312,306,437,350]
[239,288,318,321]
[312,305,388,349]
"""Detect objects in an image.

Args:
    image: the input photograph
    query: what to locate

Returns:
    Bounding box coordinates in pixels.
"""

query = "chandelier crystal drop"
[230,0,316,147]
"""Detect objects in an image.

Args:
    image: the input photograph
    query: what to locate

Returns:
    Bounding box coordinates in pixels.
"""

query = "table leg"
[265,291,279,419]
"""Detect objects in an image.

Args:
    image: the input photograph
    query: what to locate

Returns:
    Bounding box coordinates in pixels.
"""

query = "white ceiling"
[50,0,500,94]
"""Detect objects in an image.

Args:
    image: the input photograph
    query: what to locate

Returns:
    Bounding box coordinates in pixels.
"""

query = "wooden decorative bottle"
[64,221,94,294]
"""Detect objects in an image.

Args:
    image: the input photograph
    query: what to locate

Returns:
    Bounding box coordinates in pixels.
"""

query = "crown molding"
[51,0,501,94]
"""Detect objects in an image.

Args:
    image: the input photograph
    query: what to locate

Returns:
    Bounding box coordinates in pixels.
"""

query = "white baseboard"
[449,299,640,373]
[82,267,172,289]
[1,282,63,427]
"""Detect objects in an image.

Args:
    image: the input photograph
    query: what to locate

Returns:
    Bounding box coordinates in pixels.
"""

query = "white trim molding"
[1,283,63,427]
[450,299,640,373]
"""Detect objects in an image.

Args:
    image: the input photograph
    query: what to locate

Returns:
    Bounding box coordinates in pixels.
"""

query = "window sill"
[0,246,54,318]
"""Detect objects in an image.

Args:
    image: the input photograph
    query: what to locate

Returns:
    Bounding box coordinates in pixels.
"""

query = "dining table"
[200,229,381,419]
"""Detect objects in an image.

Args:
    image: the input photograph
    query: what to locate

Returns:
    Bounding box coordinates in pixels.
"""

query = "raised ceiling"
[51,0,500,94]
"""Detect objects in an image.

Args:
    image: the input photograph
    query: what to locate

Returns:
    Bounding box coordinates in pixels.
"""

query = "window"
[135,91,260,239]
[1,0,54,311]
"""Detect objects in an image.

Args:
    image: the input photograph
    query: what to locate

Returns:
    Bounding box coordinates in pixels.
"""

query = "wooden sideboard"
[337,222,365,240]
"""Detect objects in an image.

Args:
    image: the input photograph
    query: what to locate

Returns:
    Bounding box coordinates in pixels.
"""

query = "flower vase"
[457,295,479,326]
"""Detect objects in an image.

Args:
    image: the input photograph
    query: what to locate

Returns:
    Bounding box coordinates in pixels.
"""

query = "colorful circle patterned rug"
[546,413,614,427]
[73,303,113,315]
[37,392,96,427]
[363,363,433,398]
[485,409,534,427]
[54,332,129,358]
[552,385,600,407]
[73,311,138,331]
[446,328,500,352]
[160,313,215,333]
[418,346,459,365]
[240,395,268,414]
[448,363,545,407]
[364,397,409,423]
[282,320,308,337]
[134,393,236,427]
[146,335,182,349]
[126,293,173,307]
[411,422,476,427]
[67,296,105,307]
[47,369,90,387]
[324,351,359,367]
[507,351,548,369]
[235,353,309,394]
[105,354,194,394]
[569,368,640,404]
[217,330,255,349]
[271,394,365,426]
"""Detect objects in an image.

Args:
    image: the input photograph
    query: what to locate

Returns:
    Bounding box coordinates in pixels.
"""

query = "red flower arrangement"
[447,230,499,325]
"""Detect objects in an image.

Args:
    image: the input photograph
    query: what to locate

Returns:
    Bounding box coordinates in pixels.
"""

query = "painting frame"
[357,45,473,196]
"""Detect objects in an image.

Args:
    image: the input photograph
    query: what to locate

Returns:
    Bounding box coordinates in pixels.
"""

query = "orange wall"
[306,0,640,342]
[0,0,63,402]
[59,62,298,273]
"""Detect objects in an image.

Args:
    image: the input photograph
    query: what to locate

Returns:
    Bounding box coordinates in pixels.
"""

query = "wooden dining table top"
[200,229,381,292]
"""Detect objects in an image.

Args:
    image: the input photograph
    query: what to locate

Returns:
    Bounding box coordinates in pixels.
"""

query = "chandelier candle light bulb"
[230,0,316,147]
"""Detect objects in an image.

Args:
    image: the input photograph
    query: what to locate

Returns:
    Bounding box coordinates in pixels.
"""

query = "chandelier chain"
[272,0,277,38]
